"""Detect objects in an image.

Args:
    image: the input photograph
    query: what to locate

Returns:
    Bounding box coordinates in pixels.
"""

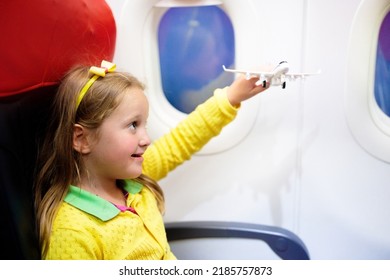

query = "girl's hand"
[227,75,269,107]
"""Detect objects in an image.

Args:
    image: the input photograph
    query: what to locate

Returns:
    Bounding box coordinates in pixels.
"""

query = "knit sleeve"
[142,87,239,181]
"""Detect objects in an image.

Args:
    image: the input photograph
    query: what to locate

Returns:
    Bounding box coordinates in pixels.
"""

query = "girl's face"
[86,88,150,181]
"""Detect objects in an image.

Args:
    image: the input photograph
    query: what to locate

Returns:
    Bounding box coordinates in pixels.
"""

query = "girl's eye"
[129,122,137,131]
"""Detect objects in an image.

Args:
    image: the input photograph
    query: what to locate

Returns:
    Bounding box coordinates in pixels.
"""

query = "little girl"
[34,60,268,260]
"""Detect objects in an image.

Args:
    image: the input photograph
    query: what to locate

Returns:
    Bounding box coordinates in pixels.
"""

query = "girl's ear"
[73,124,91,154]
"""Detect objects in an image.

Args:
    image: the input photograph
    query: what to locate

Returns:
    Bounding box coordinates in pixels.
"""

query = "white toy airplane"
[223,61,320,88]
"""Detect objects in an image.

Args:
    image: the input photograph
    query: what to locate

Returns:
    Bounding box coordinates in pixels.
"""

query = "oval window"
[345,0,390,162]
[158,6,235,113]
[375,11,390,118]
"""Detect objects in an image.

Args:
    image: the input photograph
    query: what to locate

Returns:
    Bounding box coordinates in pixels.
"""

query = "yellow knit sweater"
[45,88,238,260]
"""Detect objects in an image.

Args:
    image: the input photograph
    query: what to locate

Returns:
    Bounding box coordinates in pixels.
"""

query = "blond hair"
[34,65,164,258]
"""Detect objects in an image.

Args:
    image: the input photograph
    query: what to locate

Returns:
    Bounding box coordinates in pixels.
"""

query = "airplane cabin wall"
[106,0,390,259]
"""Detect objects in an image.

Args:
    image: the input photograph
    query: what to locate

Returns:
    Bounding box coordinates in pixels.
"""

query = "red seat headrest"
[0,0,116,97]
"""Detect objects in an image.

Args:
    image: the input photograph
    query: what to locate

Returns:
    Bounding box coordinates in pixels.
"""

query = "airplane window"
[158,6,235,114]
[375,10,390,117]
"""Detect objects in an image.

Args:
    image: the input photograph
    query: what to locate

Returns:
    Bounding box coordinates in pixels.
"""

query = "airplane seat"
[0,0,115,259]
[0,85,57,259]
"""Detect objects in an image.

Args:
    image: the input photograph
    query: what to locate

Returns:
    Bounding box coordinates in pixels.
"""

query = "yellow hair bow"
[76,60,116,109]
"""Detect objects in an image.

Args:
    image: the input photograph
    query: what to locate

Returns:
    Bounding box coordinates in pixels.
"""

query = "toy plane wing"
[222,65,275,78]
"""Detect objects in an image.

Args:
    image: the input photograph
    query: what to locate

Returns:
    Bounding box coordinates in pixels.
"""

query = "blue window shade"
[375,11,390,117]
[158,6,235,113]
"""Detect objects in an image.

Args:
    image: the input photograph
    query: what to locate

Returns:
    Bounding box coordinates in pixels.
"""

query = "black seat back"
[0,86,57,259]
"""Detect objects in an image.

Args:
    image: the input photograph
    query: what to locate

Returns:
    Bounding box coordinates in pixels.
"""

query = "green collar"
[64,180,143,221]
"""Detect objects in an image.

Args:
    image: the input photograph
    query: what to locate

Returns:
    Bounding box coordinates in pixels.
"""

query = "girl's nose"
[139,132,151,147]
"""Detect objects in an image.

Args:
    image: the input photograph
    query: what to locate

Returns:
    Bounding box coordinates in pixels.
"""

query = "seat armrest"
[165,221,309,260]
